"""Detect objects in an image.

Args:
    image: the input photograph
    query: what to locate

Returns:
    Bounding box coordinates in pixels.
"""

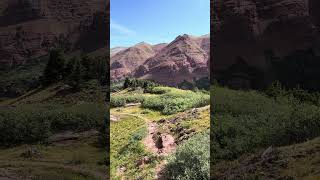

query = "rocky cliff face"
[0,0,108,70]
[212,0,320,87]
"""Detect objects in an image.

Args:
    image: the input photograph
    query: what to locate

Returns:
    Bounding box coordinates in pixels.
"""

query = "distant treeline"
[41,48,109,90]
[268,48,320,91]
[213,48,320,92]
[178,77,210,90]
[111,77,210,93]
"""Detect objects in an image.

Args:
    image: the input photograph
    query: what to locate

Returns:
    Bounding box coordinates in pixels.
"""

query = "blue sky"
[110,0,210,48]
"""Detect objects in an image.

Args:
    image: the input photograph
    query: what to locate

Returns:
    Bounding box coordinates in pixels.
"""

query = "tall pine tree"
[42,49,66,86]
[68,58,83,91]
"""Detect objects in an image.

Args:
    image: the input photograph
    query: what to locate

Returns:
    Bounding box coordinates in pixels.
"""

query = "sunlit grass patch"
[111,106,172,122]
[0,137,106,180]
[110,114,158,179]
[181,106,210,132]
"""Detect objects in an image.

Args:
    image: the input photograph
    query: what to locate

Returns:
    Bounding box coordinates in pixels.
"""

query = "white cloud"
[110,19,136,36]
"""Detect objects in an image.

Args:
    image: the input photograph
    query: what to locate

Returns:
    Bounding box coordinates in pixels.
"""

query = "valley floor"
[110,87,210,179]
[0,134,106,180]
[0,81,108,179]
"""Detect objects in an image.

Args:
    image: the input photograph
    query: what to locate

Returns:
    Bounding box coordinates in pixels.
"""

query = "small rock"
[143,156,151,164]
[261,146,273,159]
[117,166,126,175]
[136,156,151,168]
[153,132,164,149]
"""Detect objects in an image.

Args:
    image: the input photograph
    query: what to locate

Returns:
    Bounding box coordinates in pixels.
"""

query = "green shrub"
[163,132,210,180]
[110,81,124,92]
[110,94,145,107]
[123,78,158,91]
[110,96,126,107]
[147,87,172,94]
[211,86,320,164]
[0,103,105,146]
[142,88,209,114]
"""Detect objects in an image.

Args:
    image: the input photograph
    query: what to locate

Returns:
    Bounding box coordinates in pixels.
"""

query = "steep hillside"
[110,47,127,57]
[134,34,209,86]
[212,137,320,180]
[151,43,168,54]
[211,85,320,179]
[0,80,108,179]
[110,42,156,81]
[0,0,108,70]
[110,34,209,86]
[212,0,320,88]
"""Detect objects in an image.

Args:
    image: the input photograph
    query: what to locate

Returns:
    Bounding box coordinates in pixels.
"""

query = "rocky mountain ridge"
[110,34,210,85]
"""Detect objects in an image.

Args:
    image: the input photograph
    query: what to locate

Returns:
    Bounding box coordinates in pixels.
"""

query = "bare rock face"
[0,0,108,70]
[110,42,156,81]
[212,0,320,87]
[133,34,209,86]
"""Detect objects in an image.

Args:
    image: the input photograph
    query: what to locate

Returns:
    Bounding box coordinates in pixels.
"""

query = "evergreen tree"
[64,57,77,77]
[96,56,107,84]
[68,58,83,90]
[80,54,93,79]
[123,78,131,89]
[42,49,66,86]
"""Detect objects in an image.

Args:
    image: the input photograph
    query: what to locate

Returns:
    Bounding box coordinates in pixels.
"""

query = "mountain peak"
[135,41,151,47]
[111,33,209,84]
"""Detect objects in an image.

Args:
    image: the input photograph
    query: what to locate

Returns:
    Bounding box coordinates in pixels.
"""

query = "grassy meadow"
[110,79,210,179]
[211,85,320,179]
[0,79,108,179]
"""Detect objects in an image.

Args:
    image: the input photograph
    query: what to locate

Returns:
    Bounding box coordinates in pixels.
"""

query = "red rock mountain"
[110,42,156,80]
[133,34,209,86]
[110,34,210,85]
[0,0,108,70]
[151,43,168,54]
[212,0,320,73]
[110,47,127,57]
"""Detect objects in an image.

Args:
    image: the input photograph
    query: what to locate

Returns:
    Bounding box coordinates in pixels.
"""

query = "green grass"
[110,85,210,179]
[211,86,320,163]
[110,114,158,179]
[163,131,210,180]
[180,106,210,132]
[110,106,172,122]
[111,86,210,115]
[0,103,105,146]
[1,80,107,105]
[0,136,106,180]
[0,78,108,178]
[212,137,320,179]
[0,57,47,99]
